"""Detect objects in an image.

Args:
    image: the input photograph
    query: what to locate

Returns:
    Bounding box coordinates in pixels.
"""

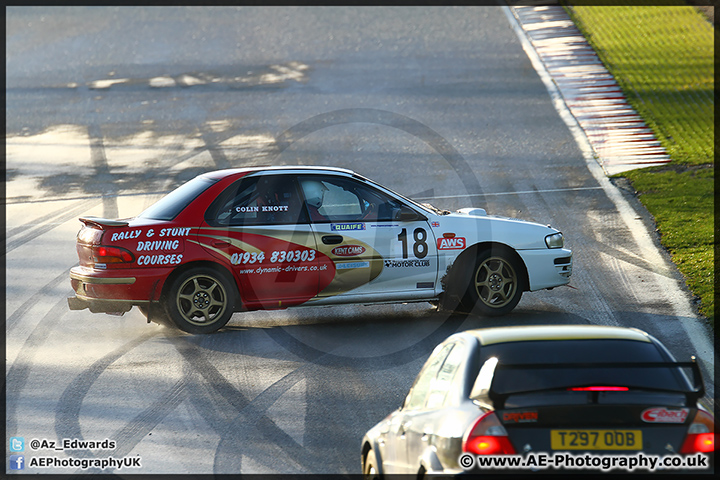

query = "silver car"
[361,325,713,476]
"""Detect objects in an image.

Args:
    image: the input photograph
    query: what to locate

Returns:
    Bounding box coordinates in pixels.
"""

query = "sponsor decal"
[641,407,689,424]
[158,227,191,237]
[503,411,538,423]
[416,282,434,289]
[235,205,289,213]
[437,236,466,250]
[384,259,430,268]
[332,245,366,257]
[110,230,141,241]
[137,239,181,251]
[336,261,370,270]
[228,249,317,265]
[331,223,365,232]
[236,264,328,275]
[371,224,398,228]
[137,254,183,266]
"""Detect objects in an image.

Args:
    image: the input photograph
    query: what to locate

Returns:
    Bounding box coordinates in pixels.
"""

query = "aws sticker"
[437,237,466,250]
[641,407,689,424]
[332,245,366,257]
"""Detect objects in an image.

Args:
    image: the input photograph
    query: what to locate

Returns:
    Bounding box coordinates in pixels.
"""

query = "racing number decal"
[397,228,428,259]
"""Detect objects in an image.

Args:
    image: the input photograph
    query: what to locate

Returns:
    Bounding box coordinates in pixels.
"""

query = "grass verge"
[564,3,714,325]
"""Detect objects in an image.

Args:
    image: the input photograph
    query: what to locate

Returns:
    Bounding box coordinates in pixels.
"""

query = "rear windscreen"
[138,176,217,221]
[482,339,694,395]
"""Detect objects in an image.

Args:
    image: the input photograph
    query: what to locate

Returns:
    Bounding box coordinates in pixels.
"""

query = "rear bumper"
[68,266,163,313]
[67,295,144,314]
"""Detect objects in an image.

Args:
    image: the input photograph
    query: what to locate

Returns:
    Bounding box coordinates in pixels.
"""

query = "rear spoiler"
[79,216,129,228]
[471,358,705,410]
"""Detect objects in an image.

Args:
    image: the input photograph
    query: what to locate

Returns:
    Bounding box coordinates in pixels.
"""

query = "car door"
[297,174,438,302]
[385,343,455,473]
[403,341,468,472]
[198,173,325,308]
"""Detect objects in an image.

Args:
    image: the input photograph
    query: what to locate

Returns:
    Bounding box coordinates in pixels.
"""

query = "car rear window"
[482,339,693,395]
[138,176,218,221]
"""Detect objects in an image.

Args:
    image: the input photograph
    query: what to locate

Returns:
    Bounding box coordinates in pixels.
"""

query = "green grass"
[564,3,715,324]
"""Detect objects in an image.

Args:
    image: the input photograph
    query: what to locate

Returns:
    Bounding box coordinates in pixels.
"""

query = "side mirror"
[394,206,424,222]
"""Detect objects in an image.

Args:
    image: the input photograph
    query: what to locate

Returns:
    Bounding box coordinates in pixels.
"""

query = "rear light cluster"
[462,412,516,455]
[91,245,134,264]
[680,409,714,454]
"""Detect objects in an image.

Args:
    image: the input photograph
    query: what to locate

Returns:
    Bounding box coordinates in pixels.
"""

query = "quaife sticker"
[331,223,365,231]
[641,407,689,423]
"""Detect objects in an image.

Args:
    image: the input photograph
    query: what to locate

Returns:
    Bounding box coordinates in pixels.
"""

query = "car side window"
[207,175,308,226]
[426,342,466,409]
[298,176,408,223]
[404,344,454,411]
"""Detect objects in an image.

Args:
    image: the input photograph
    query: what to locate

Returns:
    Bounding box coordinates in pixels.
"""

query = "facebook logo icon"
[10,455,25,470]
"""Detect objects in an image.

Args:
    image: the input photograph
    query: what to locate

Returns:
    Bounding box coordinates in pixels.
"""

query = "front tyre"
[465,250,523,316]
[166,267,236,334]
[363,449,380,480]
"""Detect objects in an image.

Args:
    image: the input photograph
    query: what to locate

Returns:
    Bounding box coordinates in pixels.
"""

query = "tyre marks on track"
[54,331,160,453]
[6,296,73,436]
[6,267,73,332]
[4,198,100,254]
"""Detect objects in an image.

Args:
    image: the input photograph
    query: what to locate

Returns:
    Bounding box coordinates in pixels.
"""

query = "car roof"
[462,325,652,346]
[201,165,357,180]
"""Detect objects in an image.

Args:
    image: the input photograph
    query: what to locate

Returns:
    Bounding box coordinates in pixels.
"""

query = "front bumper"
[517,248,573,291]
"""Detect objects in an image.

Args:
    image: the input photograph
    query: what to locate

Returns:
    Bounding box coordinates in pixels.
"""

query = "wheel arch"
[361,440,384,477]
[443,241,529,306]
[161,260,240,311]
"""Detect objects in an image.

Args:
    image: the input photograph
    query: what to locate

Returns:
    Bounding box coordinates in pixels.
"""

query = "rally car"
[361,325,714,477]
[68,166,572,333]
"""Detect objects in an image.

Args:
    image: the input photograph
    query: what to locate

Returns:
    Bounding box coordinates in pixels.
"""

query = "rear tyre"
[165,267,236,334]
[464,249,523,316]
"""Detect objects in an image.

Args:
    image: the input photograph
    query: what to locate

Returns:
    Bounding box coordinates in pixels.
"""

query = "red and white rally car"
[68,166,572,333]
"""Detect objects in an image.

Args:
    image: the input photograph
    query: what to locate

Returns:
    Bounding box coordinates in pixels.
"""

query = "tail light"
[680,409,714,454]
[462,411,516,455]
[92,245,134,264]
[568,386,629,391]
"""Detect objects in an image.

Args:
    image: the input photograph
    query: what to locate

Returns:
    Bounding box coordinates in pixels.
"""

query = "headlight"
[545,232,564,249]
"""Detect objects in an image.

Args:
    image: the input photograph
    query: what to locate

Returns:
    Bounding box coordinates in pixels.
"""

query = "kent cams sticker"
[332,245,366,257]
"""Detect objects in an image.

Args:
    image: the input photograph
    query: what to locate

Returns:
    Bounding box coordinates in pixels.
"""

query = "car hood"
[435,208,561,251]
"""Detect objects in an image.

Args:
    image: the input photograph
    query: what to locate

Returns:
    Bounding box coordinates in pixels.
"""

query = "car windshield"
[482,339,695,396]
[138,176,218,221]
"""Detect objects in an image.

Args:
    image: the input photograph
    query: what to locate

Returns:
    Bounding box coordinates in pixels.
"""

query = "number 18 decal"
[397,228,428,259]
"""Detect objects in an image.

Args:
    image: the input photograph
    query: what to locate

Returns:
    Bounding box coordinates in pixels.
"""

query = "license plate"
[551,430,642,450]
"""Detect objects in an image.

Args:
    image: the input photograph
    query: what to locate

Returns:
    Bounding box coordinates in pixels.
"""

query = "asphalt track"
[5,5,714,475]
